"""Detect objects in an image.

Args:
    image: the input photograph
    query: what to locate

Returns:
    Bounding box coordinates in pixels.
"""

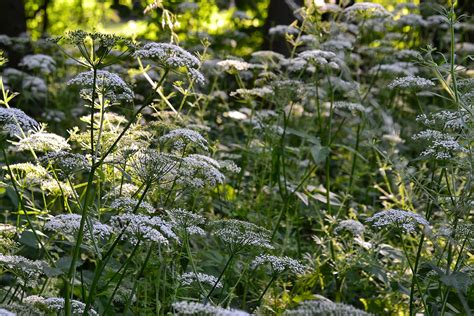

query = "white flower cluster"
[268,25,299,36]
[334,101,365,112]
[412,129,468,160]
[16,131,70,152]
[334,219,365,236]
[130,150,177,185]
[230,87,274,98]
[217,59,252,73]
[110,197,155,214]
[218,160,241,174]
[110,213,177,245]
[298,50,340,70]
[284,298,372,315]
[23,295,97,316]
[0,107,39,137]
[366,209,430,233]
[135,42,200,70]
[160,128,208,151]
[179,272,222,288]
[0,308,14,316]
[388,76,435,90]
[175,154,225,188]
[251,51,285,63]
[167,208,206,236]
[67,70,134,102]
[252,254,305,274]
[396,14,427,28]
[0,254,47,279]
[172,301,249,316]
[21,76,48,100]
[417,111,468,130]
[370,62,418,76]
[321,39,353,52]
[45,214,112,240]
[103,183,139,199]
[135,42,205,84]
[19,54,56,75]
[40,151,89,176]
[343,2,390,20]
[213,219,273,251]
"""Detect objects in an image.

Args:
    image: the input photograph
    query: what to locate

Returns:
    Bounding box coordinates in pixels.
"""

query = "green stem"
[205,252,235,303]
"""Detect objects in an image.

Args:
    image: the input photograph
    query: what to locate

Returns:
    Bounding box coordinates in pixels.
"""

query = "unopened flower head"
[67,70,134,102]
[159,128,208,151]
[45,214,112,240]
[252,254,305,274]
[388,76,435,90]
[366,209,430,233]
[0,107,39,137]
[179,272,222,288]
[335,219,365,236]
[19,54,56,75]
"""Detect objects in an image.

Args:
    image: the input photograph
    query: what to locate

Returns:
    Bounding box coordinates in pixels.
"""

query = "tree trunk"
[0,0,27,37]
[263,0,303,55]
[0,0,27,66]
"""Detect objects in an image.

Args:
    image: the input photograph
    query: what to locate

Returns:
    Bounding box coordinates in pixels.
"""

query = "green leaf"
[310,142,329,165]
[19,230,39,249]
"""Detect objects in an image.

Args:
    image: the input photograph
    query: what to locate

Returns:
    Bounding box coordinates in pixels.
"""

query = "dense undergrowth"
[0,1,472,315]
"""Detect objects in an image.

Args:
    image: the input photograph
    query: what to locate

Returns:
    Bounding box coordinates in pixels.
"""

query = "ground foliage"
[0,1,473,315]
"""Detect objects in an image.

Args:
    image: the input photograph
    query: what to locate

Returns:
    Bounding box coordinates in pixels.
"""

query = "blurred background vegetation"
[1,0,472,57]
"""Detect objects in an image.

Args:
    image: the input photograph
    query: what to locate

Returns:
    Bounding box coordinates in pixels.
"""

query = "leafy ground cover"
[0,1,472,315]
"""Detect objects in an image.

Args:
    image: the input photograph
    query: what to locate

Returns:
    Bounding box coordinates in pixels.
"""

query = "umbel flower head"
[39,151,90,178]
[0,254,48,280]
[129,149,178,185]
[212,219,273,252]
[45,214,113,240]
[172,301,249,316]
[167,208,207,236]
[134,42,201,73]
[251,254,305,275]
[109,197,155,214]
[366,209,430,233]
[388,76,435,90]
[110,213,178,245]
[284,297,372,315]
[179,272,222,288]
[22,295,98,316]
[334,219,365,236]
[67,70,134,102]
[15,129,70,152]
[343,2,391,20]
[159,128,209,151]
[0,107,39,137]
[412,129,468,160]
[19,54,57,75]
[172,154,225,188]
